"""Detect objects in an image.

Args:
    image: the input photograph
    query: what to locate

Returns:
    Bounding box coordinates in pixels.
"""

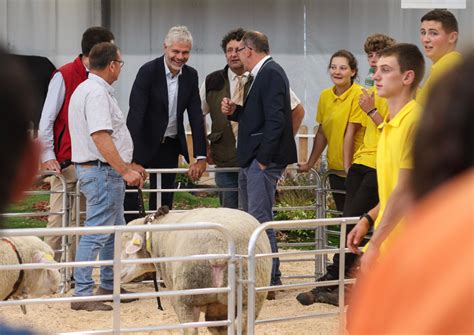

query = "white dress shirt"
[38,72,66,163]
[68,73,133,164]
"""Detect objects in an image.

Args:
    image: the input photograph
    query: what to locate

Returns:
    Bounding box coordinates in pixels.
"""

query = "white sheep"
[121,207,272,335]
[0,236,61,301]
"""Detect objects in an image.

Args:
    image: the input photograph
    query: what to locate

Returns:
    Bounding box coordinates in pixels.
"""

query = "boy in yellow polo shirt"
[416,9,461,107]
[297,36,395,307]
[347,43,425,272]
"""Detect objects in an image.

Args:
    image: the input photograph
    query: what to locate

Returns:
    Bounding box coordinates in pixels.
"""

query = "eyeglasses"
[226,47,240,55]
[235,45,251,54]
[113,59,124,68]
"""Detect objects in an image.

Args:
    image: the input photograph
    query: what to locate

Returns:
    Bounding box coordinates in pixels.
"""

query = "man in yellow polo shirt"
[347,43,425,271]
[416,9,461,107]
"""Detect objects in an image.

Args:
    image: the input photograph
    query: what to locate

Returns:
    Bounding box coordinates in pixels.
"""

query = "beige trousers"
[44,164,85,262]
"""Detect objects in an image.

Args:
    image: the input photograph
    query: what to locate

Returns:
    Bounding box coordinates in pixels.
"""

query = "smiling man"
[416,9,461,106]
[125,26,207,218]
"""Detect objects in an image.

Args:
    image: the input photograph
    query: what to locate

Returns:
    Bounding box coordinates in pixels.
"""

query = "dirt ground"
[0,251,341,334]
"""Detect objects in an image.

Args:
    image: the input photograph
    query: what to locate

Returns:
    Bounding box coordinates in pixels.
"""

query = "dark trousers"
[124,137,180,223]
[327,164,379,278]
[328,174,346,212]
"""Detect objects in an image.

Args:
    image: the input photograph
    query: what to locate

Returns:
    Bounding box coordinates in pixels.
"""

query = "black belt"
[60,159,72,169]
[76,160,110,167]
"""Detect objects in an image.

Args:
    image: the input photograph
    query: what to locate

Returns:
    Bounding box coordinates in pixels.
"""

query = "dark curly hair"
[221,28,245,53]
[412,51,474,199]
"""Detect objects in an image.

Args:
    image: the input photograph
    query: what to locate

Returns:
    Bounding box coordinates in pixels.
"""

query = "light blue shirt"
[163,58,182,138]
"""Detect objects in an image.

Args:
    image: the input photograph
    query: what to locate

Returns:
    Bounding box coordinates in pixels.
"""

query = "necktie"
[243,74,254,101]
[231,75,245,106]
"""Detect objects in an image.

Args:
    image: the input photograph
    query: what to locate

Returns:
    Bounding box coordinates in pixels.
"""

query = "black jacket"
[127,55,206,166]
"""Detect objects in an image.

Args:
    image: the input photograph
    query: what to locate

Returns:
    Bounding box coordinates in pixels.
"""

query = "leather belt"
[75,160,110,167]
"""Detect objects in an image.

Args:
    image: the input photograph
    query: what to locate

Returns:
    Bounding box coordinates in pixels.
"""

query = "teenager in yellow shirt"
[347,43,425,272]
[297,37,396,307]
[298,50,364,212]
[417,9,461,107]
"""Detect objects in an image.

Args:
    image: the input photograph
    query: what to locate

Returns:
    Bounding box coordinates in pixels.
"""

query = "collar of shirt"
[250,55,272,78]
[228,68,249,82]
[164,57,182,79]
[330,82,356,102]
[88,73,114,95]
[378,99,418,129]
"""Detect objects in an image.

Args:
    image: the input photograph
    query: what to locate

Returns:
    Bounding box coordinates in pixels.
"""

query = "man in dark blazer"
[125,26,207,220]
[222,31,297,297]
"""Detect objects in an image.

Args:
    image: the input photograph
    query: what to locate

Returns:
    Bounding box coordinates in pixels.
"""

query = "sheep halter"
[1,238,25,301]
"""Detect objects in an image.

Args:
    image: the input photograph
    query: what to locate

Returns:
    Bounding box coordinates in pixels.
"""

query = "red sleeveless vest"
[52,56,87,162]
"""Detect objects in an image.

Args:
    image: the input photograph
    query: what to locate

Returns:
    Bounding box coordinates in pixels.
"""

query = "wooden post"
[297,125,308,162]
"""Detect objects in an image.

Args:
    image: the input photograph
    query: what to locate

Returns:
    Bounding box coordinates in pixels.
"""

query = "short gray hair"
[164,26,193,47]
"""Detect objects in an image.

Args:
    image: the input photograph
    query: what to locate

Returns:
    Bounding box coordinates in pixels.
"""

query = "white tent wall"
[1,0,473,129]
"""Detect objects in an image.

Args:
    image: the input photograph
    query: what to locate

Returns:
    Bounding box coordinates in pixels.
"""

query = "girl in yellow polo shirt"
[299,50,364,211]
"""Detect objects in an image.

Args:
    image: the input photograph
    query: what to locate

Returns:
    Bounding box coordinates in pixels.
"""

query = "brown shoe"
[266,291,276,300]
[71,301,113,312]
[95,287,138,303]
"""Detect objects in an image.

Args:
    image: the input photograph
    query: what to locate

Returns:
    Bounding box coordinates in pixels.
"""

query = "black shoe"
[95,287,138,303]
[296,291,317,305]
[71,301,113,312]
[315,291,340,306]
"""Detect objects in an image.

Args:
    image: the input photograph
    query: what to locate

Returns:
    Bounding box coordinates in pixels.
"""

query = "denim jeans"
[74,164,126,297]
[239,159,285,285]
[215,171,239,209]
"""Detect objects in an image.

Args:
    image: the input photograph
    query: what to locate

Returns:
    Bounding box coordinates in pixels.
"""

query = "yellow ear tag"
[132,238,141,246]
[44,254,54,261]
[146,238,152,254]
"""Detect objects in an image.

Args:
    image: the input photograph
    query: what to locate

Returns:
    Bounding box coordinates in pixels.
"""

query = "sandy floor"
[0,251,341,334]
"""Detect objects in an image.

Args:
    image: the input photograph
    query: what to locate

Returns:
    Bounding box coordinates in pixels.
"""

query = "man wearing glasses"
[221,31,297,299]
[68,42,144,312]
[201,28,304,210]
[38,27,115,263]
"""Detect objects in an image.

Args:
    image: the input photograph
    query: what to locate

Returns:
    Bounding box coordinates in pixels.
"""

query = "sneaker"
[71,301,113,312]
[95,287,138,303]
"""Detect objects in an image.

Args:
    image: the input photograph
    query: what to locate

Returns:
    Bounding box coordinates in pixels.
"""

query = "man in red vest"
[38,27,115,264]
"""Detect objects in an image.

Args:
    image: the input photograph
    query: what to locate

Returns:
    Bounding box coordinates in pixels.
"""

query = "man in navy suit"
[222,31,297,297]
[125,26,207,219]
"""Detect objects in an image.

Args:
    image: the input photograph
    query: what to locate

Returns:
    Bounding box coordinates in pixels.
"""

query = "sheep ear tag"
[126,233,143,254]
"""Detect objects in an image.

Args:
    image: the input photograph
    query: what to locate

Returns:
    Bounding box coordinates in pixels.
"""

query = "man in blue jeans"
[69,42,145,311]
